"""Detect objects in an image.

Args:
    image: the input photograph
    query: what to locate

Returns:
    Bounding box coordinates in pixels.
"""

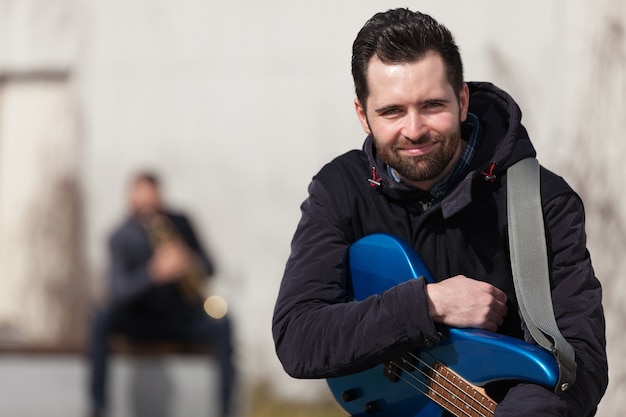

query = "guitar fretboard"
[426,361,497,417]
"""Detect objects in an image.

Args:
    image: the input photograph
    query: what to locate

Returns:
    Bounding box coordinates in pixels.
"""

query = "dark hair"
[352,8,464,109]
[132,171,160,188]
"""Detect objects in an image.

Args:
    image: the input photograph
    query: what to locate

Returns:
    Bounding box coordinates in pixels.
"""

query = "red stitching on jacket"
[368,167,382,187]
[482,162,497,182]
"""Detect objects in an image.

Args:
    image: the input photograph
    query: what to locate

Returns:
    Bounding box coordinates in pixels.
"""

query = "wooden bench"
[108,335,212,356]
[0,343,84,355]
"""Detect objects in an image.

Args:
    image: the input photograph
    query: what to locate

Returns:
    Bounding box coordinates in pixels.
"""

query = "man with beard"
[272,8,607,416]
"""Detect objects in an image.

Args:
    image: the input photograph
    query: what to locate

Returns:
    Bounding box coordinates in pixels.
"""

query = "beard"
[374,128,462,184]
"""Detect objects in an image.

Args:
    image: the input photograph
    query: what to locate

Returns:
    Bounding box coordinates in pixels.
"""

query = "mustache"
[394,133,444,148]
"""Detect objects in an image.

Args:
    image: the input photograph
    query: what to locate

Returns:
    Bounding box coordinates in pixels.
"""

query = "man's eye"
[381,108,401,116]
[424,101,446,110]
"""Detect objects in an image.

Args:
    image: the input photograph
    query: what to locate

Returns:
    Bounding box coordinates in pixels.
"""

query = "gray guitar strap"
[507,157,577,394]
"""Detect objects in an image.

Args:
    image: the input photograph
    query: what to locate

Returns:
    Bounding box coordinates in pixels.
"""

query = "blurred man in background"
[88,172,235,417]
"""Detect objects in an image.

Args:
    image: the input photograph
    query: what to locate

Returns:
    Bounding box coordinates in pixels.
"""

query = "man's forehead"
[365,53,452,103]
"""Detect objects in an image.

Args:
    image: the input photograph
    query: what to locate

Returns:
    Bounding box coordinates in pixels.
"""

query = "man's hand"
[424,275,508,332]
[148,241,192,284]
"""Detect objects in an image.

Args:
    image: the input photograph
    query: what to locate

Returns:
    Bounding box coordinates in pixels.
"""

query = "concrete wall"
[0,0,88,345]
[0,0,623,414]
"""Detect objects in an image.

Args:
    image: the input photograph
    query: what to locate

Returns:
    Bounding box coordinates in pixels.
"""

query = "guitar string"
[388,354,493,417]
[405,351,493,413]
[386,373,478,417]
[385,363,486,417]
[386,367,493,417]
[401,353,493,417]
[387,359,489,417]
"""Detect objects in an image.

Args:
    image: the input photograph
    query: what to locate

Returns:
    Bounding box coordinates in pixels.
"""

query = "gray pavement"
[0,354,217,417]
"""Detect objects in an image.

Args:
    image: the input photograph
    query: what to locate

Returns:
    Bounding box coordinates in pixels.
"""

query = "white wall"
[0,0,88,344]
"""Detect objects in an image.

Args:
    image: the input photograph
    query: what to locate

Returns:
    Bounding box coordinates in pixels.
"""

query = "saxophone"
[144,213,208,302]
[143,213,229,319]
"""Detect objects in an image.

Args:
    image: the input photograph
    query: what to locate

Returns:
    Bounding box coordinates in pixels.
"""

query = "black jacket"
[108,211,214,313]
[272,82,607,416]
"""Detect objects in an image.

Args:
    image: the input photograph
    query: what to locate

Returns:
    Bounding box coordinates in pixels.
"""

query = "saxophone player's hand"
[148,241,193,283]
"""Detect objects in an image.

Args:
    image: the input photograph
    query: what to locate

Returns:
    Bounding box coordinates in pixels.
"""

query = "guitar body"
[326,234,558,417]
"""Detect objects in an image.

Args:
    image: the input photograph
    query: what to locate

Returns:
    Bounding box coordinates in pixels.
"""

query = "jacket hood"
[465,81,536,169]
[363,81,536,207]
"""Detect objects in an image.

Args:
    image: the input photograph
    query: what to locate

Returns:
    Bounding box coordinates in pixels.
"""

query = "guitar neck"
[426,361,496,417]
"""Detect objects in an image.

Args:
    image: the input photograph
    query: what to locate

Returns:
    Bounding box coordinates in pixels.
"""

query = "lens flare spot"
[204,295,228,319]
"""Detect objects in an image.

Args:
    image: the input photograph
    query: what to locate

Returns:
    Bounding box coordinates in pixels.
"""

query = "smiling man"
[356,53,469,191]
[272,8,607,416]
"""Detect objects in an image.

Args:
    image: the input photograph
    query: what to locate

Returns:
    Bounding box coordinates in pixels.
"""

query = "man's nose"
[401,111,427,141]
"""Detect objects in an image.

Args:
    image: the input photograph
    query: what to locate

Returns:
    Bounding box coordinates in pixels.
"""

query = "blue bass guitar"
[326,234,558,417]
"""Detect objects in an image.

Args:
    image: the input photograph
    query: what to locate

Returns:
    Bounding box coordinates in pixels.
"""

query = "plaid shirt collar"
[431,112,482,199]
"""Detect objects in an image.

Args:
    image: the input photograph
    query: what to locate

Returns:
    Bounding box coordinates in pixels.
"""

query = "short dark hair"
[351,8,464,108]
[132,171,160,188]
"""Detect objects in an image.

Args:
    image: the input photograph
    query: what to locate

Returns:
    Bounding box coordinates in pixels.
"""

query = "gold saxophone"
[144,213,207,302]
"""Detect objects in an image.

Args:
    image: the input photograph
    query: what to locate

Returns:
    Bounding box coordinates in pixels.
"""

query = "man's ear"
[354,98,372,135]
[459,83,470,122]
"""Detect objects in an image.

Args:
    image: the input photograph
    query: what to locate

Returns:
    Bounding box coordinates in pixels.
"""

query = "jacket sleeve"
[272,179,441,378]
[495,192,608,416]
[109,227,153,305]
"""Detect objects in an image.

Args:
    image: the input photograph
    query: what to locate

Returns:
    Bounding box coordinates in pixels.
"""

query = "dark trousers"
[88,303,235,417]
